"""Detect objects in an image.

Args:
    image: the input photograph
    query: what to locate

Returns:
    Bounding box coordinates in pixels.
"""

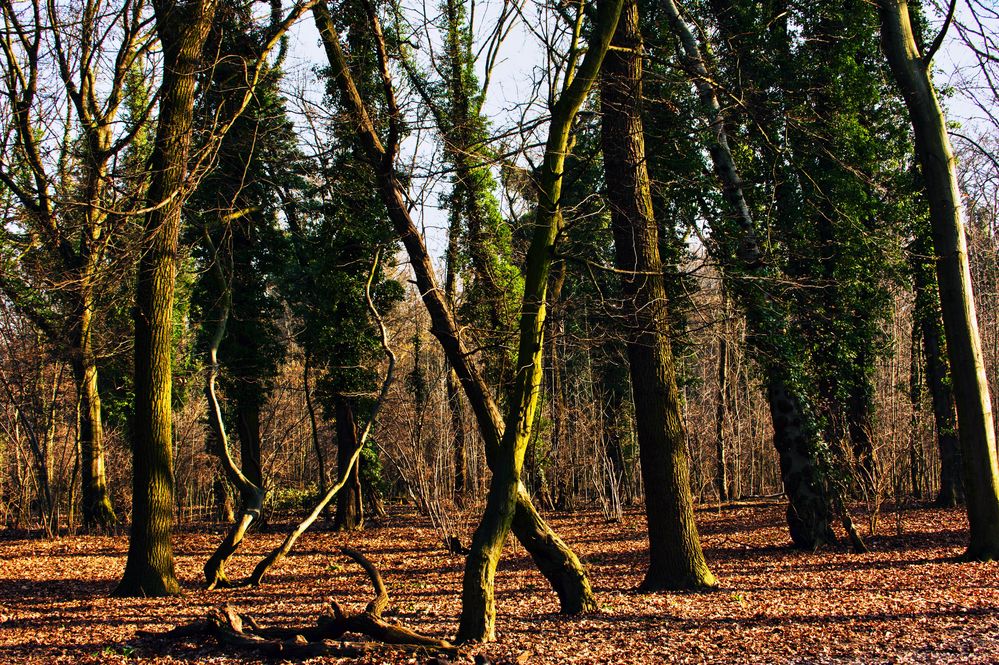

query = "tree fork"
[312,0,604,626]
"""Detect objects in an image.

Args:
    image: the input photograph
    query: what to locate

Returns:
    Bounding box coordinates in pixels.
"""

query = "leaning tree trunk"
[600,0,716,590]
[662,0,836,549]
[456,0,623,640]
[333,397,364,532]
[115,0,218,598]
[313,0,600,630]
[879,0,999,560]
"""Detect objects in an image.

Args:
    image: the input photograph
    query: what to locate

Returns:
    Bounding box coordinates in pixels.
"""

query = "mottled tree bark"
[600,0,716,590]
[116,0,218,598]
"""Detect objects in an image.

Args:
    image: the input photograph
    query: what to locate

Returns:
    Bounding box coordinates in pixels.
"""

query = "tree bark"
[912,229,963,505]
[600,0,716,590]
[313,0,602,633]
[715,300,730,503]
[878,0,999,559]
[116,0,218,598]
[333,397,364,531]
[662,0,835,549]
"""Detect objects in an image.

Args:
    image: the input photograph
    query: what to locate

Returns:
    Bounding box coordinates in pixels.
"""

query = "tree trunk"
[662,0,835,549]
[715,305,730,503]
[600,0,716,590]
[912,228,963,505]
[73,292,116,530]
[314,0,602,631]
[235,399,264,489]
[333,397,363,532]
[304,357,328,497]
[116,0,218,598]
[878,0,999,559]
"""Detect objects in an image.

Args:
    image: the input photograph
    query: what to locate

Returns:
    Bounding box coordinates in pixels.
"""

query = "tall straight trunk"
[116,0,218,597]
[333,396,363,531]
[662,0,835,548]
[75,127,116,531]
[908,319,925,500]
[715,298,730,503]
[600,0,716,590]
[912,230,963,505]
[878,0,999,559]
[313,0,603,636]
[73,286,115,530]
[444,181,468,501]
[303,357,328,496]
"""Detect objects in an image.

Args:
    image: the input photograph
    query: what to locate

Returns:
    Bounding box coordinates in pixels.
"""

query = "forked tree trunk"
[333,397,364,531]
[116,0,218,598]
[879,0,999,559]
[600,0,716,590]
[313,0,600,634]
[456,0,623,639]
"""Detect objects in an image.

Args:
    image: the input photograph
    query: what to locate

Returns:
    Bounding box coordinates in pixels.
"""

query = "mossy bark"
[879,0,999,559]
[662,0,835,549]
[600,0,717,590]
[312,0,607,635]
[116,0,218,598]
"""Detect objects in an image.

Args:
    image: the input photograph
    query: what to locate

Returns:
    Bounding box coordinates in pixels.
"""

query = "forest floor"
[1,500,997,664]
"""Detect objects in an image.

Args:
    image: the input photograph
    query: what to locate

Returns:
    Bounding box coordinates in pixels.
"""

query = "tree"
[115,0,220,597]
[0,0,153,531]
[311,0,615,640]
[659,0,837,548]
[599,0,716,590]
[878,0,999,560]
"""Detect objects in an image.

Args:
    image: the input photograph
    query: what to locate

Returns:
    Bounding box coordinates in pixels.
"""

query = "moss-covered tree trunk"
[333,397,364,531]
[313,0,599,626]
[879,0,999,559]
[600,0,716,590]
[662,0,835,549]
[115,0,218,598]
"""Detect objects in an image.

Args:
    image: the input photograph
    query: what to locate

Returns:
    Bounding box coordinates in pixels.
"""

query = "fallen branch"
[150,548,456,659]
[246,251,397,586]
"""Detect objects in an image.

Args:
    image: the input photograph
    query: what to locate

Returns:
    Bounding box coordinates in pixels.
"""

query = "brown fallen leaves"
[1,500,997,663]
